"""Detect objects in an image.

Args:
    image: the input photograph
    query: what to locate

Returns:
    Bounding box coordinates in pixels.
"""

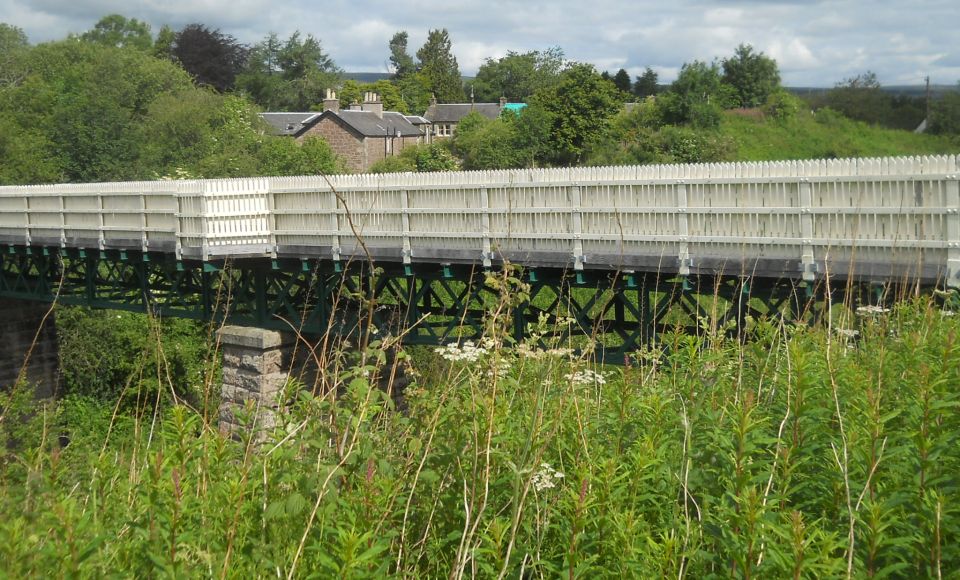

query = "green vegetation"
[1,14,960,577]
[723,101,959,161]
[2,286,959,576]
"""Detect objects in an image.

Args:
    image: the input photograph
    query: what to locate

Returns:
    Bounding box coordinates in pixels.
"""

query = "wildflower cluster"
[856,305,890,316]
[434,340,488,363]
[486,358,512,378]
[564,369,607,386]
[531,463,565,492]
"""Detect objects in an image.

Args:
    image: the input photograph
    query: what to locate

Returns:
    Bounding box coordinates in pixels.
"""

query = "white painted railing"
[0,155,958,285]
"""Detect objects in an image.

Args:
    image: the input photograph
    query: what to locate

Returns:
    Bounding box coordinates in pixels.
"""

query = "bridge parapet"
[1,155,958,286]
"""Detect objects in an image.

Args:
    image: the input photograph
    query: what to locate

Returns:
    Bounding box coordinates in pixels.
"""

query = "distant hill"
[341,72,393,83]
[788,85,959,98]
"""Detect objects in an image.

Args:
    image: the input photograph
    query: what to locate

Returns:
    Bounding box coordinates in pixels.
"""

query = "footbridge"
[1,154,958,368]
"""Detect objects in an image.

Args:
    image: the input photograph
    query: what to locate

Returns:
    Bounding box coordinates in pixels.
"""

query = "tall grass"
[0,279,958,577]
[722,108,959,161]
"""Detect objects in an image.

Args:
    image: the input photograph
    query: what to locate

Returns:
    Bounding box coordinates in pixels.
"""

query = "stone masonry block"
[217,326,290,350]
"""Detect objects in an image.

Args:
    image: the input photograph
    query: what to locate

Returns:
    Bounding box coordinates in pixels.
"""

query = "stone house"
[422,96,526,138]
[260,91,428,172]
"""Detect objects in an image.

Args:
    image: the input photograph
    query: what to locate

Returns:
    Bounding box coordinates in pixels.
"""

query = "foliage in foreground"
[1,296,959,577]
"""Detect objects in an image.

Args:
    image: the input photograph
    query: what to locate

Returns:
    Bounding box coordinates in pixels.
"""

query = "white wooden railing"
[0,155,958,285]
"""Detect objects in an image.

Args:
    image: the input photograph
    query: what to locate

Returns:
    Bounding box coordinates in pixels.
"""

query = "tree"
[172,24,248,92]
[721,44,780,108]
[138,90,343,178]
[0,40,194,183]
[388,31,416,79]
[452,112,525,169]
[472,47,565,102]
[527,63,621,165]
[395,74,432,115]
[613,68,632,94]
[929,88,960,135]
[278,32,337,79]
[634,67,658,98]
[817,71,907,128]
[236,33,284,107]
[0,23,29,88]
[238,31,339,110]
[275,32,340,110]
[153,24,175,60]
[416,29,465,103]
[81,14,152,51]
[0,22,28,52]
[659,60,733,128]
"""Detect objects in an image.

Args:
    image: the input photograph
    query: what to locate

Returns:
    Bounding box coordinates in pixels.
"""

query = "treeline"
[0,20,343,184]
[0,16,958,185]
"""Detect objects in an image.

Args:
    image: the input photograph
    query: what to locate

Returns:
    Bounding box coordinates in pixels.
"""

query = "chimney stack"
[361,92,383,118]
[323,89,339,113]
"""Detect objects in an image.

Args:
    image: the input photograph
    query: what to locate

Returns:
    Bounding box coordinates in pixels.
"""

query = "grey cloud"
[2,0,958,87]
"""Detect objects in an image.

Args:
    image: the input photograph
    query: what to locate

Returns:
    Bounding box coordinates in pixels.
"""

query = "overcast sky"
[3,0,958,87]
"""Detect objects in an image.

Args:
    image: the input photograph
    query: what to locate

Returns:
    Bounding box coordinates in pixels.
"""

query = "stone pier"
[0,300,60,399]
[217,326,297,438]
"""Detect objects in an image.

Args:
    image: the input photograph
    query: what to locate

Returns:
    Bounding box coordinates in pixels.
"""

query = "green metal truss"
[0,244,921,363]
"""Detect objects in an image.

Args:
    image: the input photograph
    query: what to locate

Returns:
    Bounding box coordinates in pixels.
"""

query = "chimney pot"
[323,89,340,112]
[361,92,383,118]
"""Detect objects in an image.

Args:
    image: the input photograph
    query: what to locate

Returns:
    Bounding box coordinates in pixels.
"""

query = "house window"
[435,123,453,137]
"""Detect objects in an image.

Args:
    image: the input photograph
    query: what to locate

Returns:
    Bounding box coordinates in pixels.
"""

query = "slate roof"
[404,115,431,126]
[260,112,320,136]
[423,103,502,123]
[259,110,423,139]
[328,110,422,138]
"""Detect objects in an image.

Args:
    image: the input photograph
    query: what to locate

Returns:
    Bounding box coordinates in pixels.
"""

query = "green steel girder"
[0,244,922,363]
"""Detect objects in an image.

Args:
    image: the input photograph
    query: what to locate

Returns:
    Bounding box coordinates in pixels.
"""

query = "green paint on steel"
[0,243,934,364]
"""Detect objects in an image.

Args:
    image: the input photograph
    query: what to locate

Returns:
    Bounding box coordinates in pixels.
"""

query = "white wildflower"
[564,369,607,386]
[531,463,565,492]
[941,310,956,318]
[486,358,512,378]
[434,340,488,363]
[856,305,890,316]
[834,328,859,339]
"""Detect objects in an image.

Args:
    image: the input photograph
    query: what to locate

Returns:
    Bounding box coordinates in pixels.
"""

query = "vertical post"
[569,185,585,270]
[329,187,341,262]
[946,175,960,288]
[480,187,492,268]
[799,179,816,282]
[200,183,210,262]
[400,189,412,265]
[23,192,31,247]
[676,181,691,276]
[59,192,66,249]
[266,181,278,259]
[217,326,294,440]
[97,192,105,250]
[174,184,183,261]
[139,193,147,252]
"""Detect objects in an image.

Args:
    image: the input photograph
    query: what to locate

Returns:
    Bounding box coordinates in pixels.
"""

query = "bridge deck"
[2,155,958,286]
